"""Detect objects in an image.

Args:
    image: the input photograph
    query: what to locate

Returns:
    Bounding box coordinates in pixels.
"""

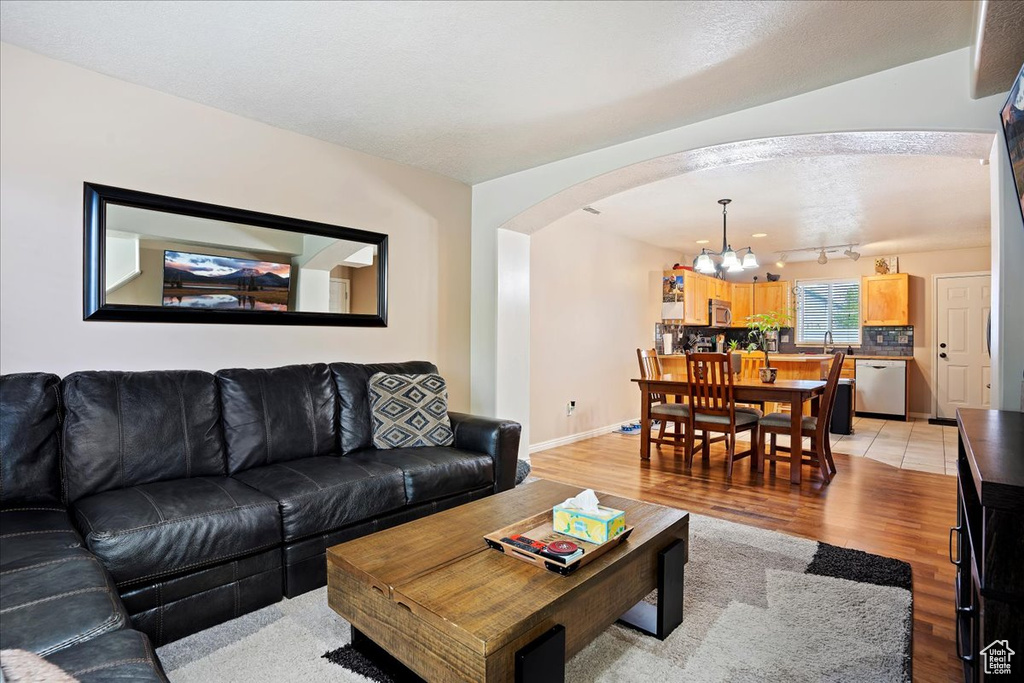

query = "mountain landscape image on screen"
[163,250,291,311]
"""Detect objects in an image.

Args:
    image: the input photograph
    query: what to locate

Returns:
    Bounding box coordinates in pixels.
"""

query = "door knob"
[940,343,947,349]
[939,352,948,359]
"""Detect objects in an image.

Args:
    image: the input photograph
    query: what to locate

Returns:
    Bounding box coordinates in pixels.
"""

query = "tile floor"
[653,416,956,476]
[754,417,955,475]
[828,416,956,475]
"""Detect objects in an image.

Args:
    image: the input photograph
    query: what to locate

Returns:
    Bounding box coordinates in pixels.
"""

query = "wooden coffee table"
[327,479,689,682]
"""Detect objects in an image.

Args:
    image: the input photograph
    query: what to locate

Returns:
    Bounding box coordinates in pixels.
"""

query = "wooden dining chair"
[735,354,766,413]
[684,352,760,476]
[757,352,845,483]
[740,355,762,380]
[636,349,689,449]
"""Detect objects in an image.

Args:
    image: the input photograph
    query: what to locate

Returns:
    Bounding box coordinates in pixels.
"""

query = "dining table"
[632,373,827,484]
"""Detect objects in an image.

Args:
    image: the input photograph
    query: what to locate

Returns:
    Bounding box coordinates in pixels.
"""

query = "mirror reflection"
[102,204,379,315]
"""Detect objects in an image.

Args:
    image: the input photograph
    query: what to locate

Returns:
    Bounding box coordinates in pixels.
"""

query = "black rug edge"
[322,644,395,683]
[806,542,912,591]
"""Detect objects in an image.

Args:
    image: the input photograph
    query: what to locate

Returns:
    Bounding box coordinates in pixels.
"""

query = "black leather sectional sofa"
[0,361,521,680]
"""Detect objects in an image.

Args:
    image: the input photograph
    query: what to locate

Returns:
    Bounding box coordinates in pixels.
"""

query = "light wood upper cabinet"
[731,284,753,326]
[753,281,791,318]
[711,278,730,302]
[683,270,709,325]
[861,273,909,325]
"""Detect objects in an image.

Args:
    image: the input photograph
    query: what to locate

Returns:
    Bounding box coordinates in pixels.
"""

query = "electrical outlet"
[566,400,576,416]
[876,335,883,344]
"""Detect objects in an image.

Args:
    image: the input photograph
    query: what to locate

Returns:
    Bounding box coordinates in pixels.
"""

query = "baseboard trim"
[529,418,640,454]
[908,412,933,421]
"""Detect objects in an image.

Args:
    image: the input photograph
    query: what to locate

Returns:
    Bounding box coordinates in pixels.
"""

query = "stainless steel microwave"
[708,299,732,327]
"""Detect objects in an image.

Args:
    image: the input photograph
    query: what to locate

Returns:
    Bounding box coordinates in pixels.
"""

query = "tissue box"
[552,505,626,544]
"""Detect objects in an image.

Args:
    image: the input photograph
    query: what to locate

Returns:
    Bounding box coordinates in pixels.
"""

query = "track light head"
[844,248,861,261]
[817,250,828,265]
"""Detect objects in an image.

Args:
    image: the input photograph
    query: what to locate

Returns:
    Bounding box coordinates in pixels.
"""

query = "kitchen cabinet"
[710,277,730,302]
[683,270,709,325]
[753,281,791,318]
[861,273,909,325]
[661,270,708,325]
[731,284,753,326]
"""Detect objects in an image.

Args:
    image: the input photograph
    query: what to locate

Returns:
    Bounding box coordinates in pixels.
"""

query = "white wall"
[0,44,473,409]
[990,136,1024,411]
[471,47,1010,423]
[495,229,531,453]
[530,218,679,447]
[776,247,991,417]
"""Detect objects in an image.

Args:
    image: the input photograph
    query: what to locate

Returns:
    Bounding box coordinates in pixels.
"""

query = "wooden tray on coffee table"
[484,510,633,575]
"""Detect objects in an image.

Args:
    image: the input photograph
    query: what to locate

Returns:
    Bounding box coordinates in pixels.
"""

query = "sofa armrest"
[448,412,522,492]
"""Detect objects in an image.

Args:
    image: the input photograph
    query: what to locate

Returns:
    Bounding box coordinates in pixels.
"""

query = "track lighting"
[817,250,828,265]
[844,248,861,261]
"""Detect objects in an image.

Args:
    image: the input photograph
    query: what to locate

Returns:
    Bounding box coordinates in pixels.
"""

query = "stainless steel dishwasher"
[855,359,907,419]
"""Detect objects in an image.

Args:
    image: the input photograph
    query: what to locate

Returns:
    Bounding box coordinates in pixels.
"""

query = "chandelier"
[693,199,758,275]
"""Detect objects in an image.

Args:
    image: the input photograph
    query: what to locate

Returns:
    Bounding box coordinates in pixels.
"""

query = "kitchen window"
[795,278,861,346]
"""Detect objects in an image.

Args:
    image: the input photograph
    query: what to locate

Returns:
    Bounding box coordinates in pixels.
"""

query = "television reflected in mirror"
[85,183,387,326]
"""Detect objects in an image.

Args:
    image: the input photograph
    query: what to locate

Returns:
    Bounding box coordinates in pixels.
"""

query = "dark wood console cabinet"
[953,409,1024,681]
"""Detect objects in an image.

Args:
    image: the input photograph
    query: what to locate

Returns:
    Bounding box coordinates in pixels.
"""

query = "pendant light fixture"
[692,199,759,275]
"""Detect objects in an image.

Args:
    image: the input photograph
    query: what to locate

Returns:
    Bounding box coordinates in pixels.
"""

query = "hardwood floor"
[531,432,961,683]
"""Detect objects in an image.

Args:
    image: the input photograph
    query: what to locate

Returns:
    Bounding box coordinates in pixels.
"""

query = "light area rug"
[158,514,912,683]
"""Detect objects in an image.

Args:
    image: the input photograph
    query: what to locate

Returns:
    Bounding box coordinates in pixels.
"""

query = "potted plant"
[727,339,741,375]
[745,310,792,383]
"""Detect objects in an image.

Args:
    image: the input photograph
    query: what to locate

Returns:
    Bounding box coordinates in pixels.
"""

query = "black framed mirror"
[83,183,387,326]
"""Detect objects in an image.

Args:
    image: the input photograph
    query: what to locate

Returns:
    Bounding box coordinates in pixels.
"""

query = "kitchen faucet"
[823,330,834,354]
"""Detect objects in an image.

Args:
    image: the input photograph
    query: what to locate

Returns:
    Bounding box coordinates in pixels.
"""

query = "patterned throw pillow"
[368,373,454,449]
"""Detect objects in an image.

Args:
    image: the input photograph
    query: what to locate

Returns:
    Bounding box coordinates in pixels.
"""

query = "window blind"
[796,279,861,345]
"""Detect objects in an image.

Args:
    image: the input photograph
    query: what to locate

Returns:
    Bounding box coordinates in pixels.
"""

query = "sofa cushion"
[217,364,338,474]
[72,477,280,586]
[368,373,454,450]
[232,456,406,541]
[329,361,438,455]
[0,507,83,570]
[45,629,168,682]
[0,373,63,506]
[61,370,226,502]
[349,446,494,505]
[0,509,127,656]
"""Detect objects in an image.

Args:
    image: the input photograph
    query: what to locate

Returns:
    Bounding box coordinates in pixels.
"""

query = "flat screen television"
[1000,61,1024,227]
[162,250,291,311]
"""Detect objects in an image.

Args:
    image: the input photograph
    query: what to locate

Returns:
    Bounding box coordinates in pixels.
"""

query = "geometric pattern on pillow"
[368,373,454,449]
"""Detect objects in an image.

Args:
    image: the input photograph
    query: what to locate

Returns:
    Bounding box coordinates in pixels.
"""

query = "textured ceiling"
[547,134,993,261]
[0,1,974,183]
[971,0,1024,97]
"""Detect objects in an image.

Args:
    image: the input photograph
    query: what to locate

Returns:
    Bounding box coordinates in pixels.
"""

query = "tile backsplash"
[655,323,914,357]
[859,326,914,356]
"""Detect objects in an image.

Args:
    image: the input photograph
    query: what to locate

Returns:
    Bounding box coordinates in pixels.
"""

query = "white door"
[329,278,350,314]
[936,274,991,419]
